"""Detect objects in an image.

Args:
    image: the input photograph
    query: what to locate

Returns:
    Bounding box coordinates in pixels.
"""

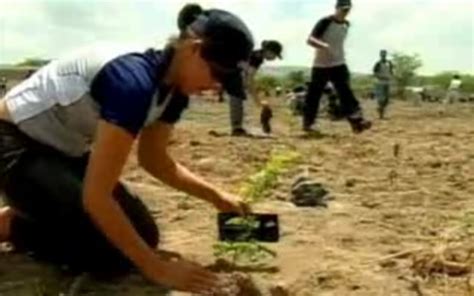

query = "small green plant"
[213,242,277,264]
[240,151,301,202]
[462,212,474,235]
[213,150,300,265]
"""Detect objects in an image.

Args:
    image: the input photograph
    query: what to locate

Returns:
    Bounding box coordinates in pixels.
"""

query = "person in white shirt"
[304,0,371,134]
[444,74,462,104]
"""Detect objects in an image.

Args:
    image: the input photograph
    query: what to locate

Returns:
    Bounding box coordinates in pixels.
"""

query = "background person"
[303,0,371,134]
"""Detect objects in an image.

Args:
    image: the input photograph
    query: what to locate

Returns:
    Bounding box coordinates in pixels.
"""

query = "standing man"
[304,0,371,134]
[373,49,394,119]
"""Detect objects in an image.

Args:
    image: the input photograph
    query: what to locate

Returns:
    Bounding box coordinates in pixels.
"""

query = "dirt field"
[0,97,473,296]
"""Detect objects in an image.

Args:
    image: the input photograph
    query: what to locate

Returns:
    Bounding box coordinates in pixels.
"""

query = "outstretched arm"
[83,121,155,270]
[138,121,249,215]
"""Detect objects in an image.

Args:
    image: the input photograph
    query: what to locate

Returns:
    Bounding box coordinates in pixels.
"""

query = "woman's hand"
[212,192,251,215]
[140,123,253,215]
[143,256,219,294]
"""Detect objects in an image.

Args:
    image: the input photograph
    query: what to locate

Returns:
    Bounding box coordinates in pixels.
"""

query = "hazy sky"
[0,0,473,74]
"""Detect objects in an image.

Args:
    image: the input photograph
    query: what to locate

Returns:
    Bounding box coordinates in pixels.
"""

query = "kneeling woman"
[0,6,253,294]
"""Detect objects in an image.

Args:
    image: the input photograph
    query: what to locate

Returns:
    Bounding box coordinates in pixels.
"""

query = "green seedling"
[240,151,301,202]
[214,150,300,265]
[213,241,277,264]
[462,212,474,235]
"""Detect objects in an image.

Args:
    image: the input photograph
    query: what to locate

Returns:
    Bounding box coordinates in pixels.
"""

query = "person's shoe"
[303,125,316,133]
[349,118,372,134]
[329,113,345,121]
[231,128,252,137]
[302,125,323,138]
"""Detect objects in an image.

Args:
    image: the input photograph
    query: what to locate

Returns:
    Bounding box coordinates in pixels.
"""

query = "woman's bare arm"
[138,122,223,205]
[0,100,12,122]
[83,121,219,293]
[82,121,158,271]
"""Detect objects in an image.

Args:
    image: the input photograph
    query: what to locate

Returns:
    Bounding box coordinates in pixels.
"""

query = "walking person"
[303,0,371,134]
[0,5,253,294]
[373,49,394,119]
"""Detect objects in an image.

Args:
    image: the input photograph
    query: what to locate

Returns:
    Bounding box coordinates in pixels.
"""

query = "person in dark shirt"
[229,40,283,136]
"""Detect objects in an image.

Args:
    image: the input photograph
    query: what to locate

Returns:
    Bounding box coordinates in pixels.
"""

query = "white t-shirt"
[449,79,462,91]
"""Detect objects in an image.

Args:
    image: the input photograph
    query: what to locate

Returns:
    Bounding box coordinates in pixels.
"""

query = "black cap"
[263,40,283,59]
[189,9,254,98]
[177,3,203,32]
[336,0,352,8]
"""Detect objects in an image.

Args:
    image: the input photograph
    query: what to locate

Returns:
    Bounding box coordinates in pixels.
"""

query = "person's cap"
[336,0,352,9]
[263,40,283,59]
[189,9,254,98]
[177,3,203,32]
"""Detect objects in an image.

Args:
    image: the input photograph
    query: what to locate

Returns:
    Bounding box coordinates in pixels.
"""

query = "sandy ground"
[0,97,473,296]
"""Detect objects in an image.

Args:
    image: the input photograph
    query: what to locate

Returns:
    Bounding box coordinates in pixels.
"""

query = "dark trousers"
[260,106,272,134]
[304,64,361,127]
[2,145,159,275]
[229,95,244,130]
